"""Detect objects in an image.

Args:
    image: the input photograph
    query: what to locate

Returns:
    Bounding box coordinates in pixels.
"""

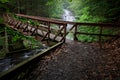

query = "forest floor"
[25,39,120,80]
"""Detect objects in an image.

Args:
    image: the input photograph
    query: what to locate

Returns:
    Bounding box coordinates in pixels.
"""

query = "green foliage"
[23,37,42,49]
[0,0,10,13]
[67,0,120,42]
[77,26,99,42]
[77,25,118,42]
[77,35,98,42]
[0,0,9,3]
[69,0,120,23]
[0,18,3,24]
[6,26,42,49]
[9,0,63,18]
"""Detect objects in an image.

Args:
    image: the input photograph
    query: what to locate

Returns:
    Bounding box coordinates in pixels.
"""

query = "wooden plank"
[0,42,63,80]
[60,24,76,42]
[14,21,19,28]
[16,14,67,25]
[15,21,21,28]
[35,26,38,39]
[23,24,28,32]
[53,26,64,40]
[38,26,48,32]
[47,22,50,40]
[16,14,120,27]
[41,32,49,41]
[60,24,67,42]
[16,22,22,29]
[76,32,120,37]
[74,25,78,40]
[9,19,14,25]
[5,14,120,43]
[31,28,37,36]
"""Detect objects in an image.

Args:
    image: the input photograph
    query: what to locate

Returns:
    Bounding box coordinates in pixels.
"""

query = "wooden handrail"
[16,14,120,27]
[16,14,67,25]
[4,13,120,48]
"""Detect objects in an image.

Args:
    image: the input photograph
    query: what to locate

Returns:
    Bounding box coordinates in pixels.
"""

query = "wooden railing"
[4,14,120,48]
[4,14,68,43]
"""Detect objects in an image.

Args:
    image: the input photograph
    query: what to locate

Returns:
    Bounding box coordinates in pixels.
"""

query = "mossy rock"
[9,40,25,51]
[23,39,42,49]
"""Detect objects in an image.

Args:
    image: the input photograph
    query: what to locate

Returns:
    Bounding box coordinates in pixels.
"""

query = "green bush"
[77,26,117,42]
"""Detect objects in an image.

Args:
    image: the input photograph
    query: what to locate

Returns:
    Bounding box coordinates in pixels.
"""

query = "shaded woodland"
[0,0,120,56]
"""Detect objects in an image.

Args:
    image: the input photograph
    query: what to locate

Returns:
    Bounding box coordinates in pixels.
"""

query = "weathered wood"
[74,25,78,41]
[48,22,51,40]
[60,24,67,42]
[4,14,120,44]
[60,24,77,42]
[38,26,48,32]
[9,19,14,25]
[76,32,120,37]
[16,22,22,29]
[16,14,67,25]
[41,32,49,41]
[15,21,21,28]
[16,14,120,27]
[23,23,28,32]
[31,28,37,36]
[35,26,38,39]
[53,26,64,40]
[0,42,63,80]
[14,21,19,28]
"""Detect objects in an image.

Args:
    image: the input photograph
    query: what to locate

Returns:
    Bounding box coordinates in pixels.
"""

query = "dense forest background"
[0,0,120,22]
[0,0,120,56]
[8,0,64,18]
[68,0,120,23]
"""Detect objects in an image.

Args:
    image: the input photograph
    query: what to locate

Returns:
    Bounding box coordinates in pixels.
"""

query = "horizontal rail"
[4,14,120,48]
[16,14,120,27]
[16,14,67,25]
[0,42,63,80]
[76,32,120,37]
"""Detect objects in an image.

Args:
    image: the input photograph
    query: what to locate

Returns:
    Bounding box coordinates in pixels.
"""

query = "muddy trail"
[24,40,120,80]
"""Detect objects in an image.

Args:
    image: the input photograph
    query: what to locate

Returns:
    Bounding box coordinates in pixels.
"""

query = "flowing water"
[62,9,75,40]
[62,9,75,22]
[0,9,75,74]
[0,44,48,74]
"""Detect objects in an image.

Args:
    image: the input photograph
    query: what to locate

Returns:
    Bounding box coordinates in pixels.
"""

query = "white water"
[62,9,75,40]
[62,9,75,22]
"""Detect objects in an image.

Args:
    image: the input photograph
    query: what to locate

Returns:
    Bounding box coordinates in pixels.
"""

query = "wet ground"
[25,41,120,80]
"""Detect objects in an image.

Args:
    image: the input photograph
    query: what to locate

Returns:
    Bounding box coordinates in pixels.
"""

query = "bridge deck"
[24,41,120,80]
[2,14,120,80]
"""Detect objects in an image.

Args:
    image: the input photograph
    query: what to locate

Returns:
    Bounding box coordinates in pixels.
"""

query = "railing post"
[63,24,67,42]
[99,26,103,49]
[48,22,50,40]
[35,25,38,39]
[74,24,78,41]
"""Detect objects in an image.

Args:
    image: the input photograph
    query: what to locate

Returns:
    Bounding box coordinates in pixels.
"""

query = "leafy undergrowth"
[104,37,120,50]
[103,38,120,78]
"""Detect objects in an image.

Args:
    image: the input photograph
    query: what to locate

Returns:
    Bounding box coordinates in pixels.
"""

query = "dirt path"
[25,41,120,80]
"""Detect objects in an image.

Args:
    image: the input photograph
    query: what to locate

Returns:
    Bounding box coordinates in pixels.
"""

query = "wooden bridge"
[3,14,120,47]
[0,14,120,80]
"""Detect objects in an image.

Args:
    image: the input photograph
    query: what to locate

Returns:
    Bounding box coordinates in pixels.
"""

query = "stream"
[62,9,75,40]
[0,44,48,74]
[0,9,75,74]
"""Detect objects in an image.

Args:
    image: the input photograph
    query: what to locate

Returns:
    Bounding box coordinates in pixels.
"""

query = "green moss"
[0,50,6,59]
